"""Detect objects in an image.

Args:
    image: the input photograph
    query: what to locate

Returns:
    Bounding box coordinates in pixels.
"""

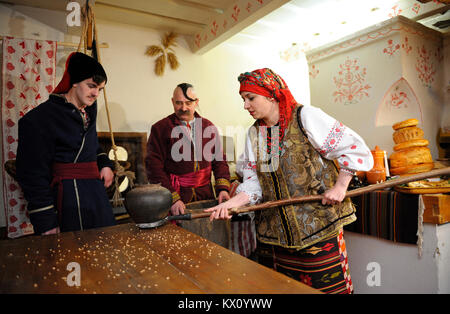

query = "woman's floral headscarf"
[238,68,298,147]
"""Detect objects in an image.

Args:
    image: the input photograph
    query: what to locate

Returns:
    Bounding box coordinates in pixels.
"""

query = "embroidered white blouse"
[235,105,374,205]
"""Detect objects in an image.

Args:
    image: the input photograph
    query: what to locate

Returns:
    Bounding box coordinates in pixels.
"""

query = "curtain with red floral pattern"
[1,37,56,238]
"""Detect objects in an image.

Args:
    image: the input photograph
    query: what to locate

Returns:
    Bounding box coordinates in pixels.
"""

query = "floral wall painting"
[388,4,402,18]
[280,42,311,62]
[415,45,436,88]
[383,39,400,56]
[401,36,412,55]
[375,77,423,127]
[332,57,371,105]
[309,64,319,79]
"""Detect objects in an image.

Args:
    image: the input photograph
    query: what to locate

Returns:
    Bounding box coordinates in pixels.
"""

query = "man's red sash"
[170,165,211,193]
[51,162,100,220]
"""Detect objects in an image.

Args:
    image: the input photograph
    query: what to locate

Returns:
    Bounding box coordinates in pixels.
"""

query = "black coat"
[16,94,116,234]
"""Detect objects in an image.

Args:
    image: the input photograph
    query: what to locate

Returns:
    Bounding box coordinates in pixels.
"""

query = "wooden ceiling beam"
[411,4,450,21]
[417,0,450,3]
[168,0,224,14]
[95,1,206,27]
[0,0,76,11]
[190,0,290,54]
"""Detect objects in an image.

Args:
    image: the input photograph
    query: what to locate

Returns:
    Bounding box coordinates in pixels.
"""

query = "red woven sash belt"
[170,165,211,193]
[51,162,100,214]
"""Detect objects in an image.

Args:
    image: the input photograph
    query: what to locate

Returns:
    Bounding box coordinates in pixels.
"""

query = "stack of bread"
[389,118,434,176]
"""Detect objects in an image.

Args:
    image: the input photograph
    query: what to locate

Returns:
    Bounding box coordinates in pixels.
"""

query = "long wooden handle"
[187,167,450,219]
[230,167,450,215]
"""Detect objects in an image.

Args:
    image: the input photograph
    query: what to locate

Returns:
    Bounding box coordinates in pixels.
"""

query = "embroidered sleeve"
[235,133,262,205]
[301,106,374,172]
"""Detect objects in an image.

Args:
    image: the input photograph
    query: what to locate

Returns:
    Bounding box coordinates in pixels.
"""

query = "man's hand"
[218,190,230,204]
[171,200,185,216]
[100,167,114,188]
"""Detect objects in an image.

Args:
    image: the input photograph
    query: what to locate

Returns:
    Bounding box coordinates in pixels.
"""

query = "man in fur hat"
[16,52,116,235]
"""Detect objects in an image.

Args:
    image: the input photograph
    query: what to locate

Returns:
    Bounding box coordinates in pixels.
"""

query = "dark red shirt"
[145,112,230,204]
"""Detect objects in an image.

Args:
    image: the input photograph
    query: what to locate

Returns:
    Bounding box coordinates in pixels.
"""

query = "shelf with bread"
[388,118,450,194]
[387,119,450,224]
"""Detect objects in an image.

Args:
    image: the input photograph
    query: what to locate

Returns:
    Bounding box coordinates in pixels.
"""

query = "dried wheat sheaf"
[145,32,180,76]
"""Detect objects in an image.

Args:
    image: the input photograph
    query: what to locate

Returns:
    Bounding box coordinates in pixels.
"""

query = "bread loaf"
[389,146,432,168]
[390,162,434,176]
[393,126,424,144]
[393,139,429,151]
[392,118,419,130]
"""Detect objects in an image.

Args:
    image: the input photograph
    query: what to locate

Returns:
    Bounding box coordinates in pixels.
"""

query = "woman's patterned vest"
[249,105,356,250]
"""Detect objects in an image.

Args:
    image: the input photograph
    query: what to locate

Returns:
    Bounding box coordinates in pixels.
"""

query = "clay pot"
[124,184,172,224]
[366,146,387,184]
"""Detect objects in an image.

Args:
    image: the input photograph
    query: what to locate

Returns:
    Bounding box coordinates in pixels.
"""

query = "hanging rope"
[78,1,135,207]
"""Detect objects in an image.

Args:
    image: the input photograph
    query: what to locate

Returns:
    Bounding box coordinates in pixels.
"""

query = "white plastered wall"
[0,5,311,229]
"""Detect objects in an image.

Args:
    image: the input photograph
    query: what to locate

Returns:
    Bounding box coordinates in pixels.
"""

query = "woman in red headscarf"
[205,68,373,294]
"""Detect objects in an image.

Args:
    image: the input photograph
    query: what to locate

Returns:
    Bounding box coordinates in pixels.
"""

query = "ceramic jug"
[366,146,387,184]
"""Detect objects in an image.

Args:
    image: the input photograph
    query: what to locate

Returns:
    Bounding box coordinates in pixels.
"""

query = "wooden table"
[0,223,319,294]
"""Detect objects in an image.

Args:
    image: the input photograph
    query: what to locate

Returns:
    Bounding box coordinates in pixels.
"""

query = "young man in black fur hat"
[16,52,116,235]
